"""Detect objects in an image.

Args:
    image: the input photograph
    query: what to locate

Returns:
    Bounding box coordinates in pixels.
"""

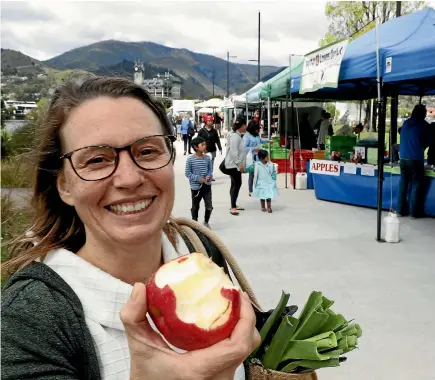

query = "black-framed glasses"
[60,135,176,181]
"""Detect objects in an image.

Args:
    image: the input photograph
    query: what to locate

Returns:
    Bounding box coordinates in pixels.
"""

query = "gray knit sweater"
[1,262,101,380]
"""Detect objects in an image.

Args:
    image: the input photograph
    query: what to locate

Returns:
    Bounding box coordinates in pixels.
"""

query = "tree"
[320,1,427,46]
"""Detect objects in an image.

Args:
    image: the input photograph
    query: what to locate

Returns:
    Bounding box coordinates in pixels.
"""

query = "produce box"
[325,136,356,161]
[326,136,357,150]
[271,148,290,160]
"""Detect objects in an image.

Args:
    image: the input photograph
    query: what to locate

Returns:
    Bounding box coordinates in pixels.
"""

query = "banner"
[310,159,341,176]
[300,40,348,94]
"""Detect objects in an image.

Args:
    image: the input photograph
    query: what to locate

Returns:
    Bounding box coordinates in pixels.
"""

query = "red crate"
[289,150,314,172]
[271,159,288,174]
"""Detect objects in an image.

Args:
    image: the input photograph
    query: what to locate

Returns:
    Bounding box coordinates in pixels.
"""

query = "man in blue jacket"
[397,104,432,218]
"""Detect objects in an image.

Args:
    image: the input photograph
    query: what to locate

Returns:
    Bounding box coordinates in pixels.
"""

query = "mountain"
[1,48,46,76]
[43,40,279,96]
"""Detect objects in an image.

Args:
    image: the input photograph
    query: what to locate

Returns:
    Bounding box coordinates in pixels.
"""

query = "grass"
[1,157,35,188]
[1,193,32,286]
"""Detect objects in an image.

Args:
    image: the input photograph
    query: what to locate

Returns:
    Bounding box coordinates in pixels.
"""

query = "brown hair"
[3,76,178,275]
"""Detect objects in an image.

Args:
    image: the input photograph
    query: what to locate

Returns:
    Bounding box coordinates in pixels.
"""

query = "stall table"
[307,160,435,217]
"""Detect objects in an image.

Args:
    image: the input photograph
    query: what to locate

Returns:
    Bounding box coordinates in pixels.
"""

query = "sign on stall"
[310,160,341,176]
[344,163,357,174]
[361,165,376,176]
[300,39,349,94]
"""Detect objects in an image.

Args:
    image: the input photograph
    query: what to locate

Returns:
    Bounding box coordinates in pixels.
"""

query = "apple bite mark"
[146,252,241,351]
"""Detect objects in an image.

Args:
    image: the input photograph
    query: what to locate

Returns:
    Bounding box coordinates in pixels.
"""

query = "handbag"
[246,149,254,168]
[219,159,230,175]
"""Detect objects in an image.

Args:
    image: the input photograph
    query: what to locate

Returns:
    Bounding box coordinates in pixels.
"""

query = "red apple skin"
[146,273,241,351]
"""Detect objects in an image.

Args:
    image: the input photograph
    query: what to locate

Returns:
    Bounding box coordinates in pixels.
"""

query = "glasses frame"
[60,134,176,182]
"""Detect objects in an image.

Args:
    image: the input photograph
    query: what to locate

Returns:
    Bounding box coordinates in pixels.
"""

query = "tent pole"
[285,90,289,189]
[267,98,271,154]
[375,16,385,242]
[390,91,398,157]
[376,94,387,241]
[291,100,296,189]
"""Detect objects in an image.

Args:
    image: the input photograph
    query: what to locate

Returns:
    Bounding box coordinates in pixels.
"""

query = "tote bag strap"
[171,217,263,312]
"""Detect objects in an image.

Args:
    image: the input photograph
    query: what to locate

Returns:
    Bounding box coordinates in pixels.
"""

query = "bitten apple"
[146,252,241,351]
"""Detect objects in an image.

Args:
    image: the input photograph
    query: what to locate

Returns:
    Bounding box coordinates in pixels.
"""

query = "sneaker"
[204,222,211,229]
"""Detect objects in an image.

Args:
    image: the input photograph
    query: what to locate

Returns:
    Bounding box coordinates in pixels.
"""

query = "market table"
[308,160,435,217]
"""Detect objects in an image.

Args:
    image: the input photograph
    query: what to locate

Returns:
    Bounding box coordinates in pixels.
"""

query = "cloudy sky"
[1,0,330,67]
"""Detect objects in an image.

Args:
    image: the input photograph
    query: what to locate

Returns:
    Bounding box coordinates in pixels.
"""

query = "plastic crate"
[289,150,314,171]
[270,148,290,160]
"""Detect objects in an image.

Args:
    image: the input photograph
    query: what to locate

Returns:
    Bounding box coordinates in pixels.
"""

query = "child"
[185,136,213,228]
[246,149,279,213]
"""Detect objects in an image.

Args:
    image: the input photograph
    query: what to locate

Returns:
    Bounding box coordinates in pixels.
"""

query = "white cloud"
[1,0,329,66]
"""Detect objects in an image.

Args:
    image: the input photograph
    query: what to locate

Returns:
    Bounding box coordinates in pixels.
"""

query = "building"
[133,61,181,100]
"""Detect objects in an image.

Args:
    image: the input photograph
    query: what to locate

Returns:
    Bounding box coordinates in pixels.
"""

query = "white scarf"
[43,235,245,380]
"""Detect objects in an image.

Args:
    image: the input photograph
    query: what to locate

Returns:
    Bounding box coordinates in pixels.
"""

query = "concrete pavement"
[172,139,435,380]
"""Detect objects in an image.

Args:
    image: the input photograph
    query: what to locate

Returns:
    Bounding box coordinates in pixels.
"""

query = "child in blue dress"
[246,149,279,213]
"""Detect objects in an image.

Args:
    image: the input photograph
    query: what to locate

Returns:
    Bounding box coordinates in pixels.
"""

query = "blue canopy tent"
[290,8,435,99]
[288,8,435,241]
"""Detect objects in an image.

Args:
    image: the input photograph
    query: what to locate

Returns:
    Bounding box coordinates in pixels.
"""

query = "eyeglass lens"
[70,136,173,180]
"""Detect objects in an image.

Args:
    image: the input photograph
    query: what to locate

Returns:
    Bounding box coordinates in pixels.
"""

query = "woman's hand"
[121,283,260,380]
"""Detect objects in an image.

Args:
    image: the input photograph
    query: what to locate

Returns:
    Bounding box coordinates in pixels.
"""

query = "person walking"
[243,121,270,196]
[317,112,333,150]
[185,137,213,229]
[175,115,182,140]
[246,149,279,213]
[397,104,433,218]
[224,117,247,216]
[181,116,195,155]
[198,115,222,177]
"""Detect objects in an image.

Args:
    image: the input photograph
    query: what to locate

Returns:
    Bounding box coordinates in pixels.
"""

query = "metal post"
[390,93,398,155]
[375,17,385,242]
[212,68,215,96]
[267,98,271,153]
[291,101,296,189]
[285,89,289,189]
[288,54,296,189]
[258,11,261,83]
[396,1,402,17]
[226,52,230,97]
[376,95,387,241]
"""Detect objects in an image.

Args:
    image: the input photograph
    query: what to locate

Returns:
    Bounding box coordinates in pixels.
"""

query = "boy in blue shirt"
[185,137,213,228]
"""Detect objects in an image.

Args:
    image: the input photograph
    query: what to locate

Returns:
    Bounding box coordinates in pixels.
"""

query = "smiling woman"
[1,76,259,380]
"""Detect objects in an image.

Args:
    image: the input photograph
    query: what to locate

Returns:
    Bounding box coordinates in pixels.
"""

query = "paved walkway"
[172,139,435,380]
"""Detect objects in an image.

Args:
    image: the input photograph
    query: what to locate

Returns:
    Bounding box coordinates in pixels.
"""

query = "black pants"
[397,159,425,217]
[227,168,242,209]
[183,134,192,153]
[191,185,213,222]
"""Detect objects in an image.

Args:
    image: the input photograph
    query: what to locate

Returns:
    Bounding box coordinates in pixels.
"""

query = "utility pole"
[227,52,229,97]
[212,68,215,96]
[249,11,261,83]
[396,1,402,17]
[226,52,237,97]
[258,11,261,83]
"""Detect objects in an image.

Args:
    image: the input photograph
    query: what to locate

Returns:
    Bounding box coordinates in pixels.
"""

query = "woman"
[1,77,259,380]
[225,117,247,216]
[243,121,269,196]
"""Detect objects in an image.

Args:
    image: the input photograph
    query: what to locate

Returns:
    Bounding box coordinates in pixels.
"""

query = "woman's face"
[57,96,175,246]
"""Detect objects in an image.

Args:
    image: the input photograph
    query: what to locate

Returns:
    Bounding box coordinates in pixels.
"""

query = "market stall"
[307,161,435,217]
[288,8,435,232]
